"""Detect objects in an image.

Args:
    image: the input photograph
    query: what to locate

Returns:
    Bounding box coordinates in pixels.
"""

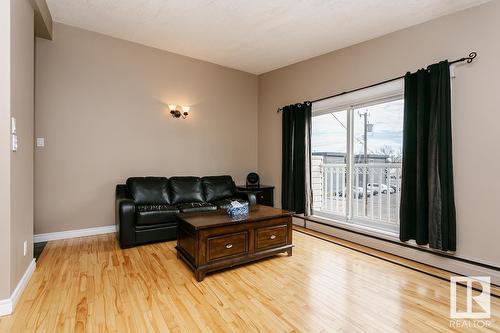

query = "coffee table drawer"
[255,225,287,249]
[207,231,248,262]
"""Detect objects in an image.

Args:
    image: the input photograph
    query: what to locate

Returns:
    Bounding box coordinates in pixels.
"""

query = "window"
[311,80,404,234]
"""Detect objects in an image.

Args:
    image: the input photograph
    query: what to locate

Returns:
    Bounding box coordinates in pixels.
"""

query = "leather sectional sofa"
[115,175,256,248]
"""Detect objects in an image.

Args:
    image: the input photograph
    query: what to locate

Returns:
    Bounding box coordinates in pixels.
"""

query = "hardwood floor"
[293,225,500,297]
[0,231,499,332]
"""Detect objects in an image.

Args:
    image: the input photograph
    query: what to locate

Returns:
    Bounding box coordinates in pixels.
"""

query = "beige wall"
[0,0,12,300]
[0,0,35,300]
[34,23,258,234]
[10,0,34,292]
[258,1,500,267]
[32,1,499,268]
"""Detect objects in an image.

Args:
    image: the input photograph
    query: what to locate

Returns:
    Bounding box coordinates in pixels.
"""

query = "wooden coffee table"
[176,205,294,281]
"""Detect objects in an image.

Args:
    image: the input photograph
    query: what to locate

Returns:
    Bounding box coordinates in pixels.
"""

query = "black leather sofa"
[115,175,256,248]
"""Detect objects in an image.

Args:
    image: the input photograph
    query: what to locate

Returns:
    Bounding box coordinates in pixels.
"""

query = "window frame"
[311,80,404,234]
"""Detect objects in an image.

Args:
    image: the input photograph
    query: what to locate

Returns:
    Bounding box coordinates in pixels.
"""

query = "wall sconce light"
[169,104,190,119]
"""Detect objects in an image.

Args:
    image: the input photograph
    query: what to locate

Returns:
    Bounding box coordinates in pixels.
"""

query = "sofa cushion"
[135,221,177,231]
[212,198,248,210]
[135,204,179,226]
[136,204,179,213]
[170,177,204,204]
[202,175,236,202]
[126,177,170,204]
[177,202,217,213]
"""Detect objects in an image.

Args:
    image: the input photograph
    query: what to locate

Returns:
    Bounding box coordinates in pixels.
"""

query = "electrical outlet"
[23,240,27,256]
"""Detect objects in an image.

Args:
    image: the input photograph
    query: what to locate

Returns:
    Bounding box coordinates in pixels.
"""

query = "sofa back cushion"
[126,177,170,205]
[169,177,205,204]
[202,175,236,202]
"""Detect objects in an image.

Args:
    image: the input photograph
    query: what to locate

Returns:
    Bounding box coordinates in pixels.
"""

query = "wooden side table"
[236,185,275,207]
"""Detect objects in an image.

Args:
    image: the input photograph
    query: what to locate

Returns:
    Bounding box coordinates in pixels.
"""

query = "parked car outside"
[334,187,371,198]
[367,183,395,194]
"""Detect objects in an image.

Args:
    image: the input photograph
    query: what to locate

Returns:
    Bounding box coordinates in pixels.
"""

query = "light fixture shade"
[168,104,177,111]
[181,106,190,113]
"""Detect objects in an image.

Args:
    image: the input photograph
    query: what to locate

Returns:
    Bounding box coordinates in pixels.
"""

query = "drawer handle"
[225,244,233,249]
[269,235,277,240]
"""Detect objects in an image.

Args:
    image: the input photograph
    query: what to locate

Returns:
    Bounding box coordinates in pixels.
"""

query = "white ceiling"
[46,0,489,74]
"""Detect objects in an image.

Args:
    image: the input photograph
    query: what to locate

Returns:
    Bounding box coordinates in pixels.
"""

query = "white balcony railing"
[312,156,402,233]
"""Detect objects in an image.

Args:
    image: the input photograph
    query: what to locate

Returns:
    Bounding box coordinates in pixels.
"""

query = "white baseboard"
[34,225,117,243]
[0,259,36,317]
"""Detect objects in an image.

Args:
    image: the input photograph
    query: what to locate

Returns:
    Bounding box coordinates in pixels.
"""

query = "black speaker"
[246,172,260,187]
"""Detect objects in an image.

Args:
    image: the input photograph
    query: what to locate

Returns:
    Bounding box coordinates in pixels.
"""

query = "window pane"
[311,111,348,218]
[352,99,403,232]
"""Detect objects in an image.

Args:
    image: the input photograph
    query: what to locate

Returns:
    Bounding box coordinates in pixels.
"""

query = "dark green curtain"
[400,61,456,251]
[281,102,312,214]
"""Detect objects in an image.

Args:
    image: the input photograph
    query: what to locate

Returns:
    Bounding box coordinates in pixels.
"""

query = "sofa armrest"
[116,184,136,248]
[234,191,257,206]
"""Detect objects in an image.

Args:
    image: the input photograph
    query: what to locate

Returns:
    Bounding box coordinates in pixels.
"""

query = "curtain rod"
[277,51,477,113]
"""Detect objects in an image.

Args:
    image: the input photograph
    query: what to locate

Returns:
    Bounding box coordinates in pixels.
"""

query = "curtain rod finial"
[467,51,477,63]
